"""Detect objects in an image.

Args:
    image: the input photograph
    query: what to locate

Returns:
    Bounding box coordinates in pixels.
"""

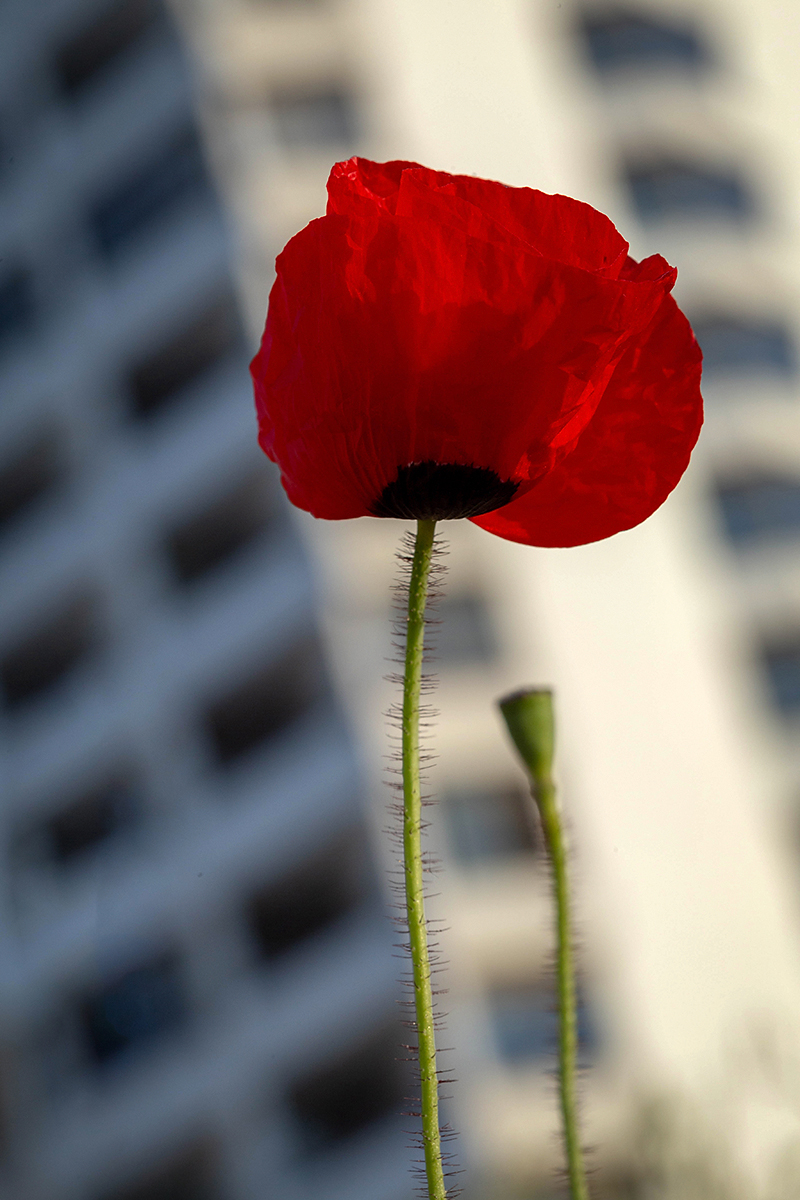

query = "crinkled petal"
[252,166,676,520]
[471,294,703,546]
[329,158,632,275]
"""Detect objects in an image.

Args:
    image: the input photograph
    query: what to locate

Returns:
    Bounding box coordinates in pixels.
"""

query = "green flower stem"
[402,517,446,1200]
[499,690,589,1200]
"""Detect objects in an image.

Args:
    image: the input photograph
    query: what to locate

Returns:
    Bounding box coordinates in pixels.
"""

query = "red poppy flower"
[251,157,702,546]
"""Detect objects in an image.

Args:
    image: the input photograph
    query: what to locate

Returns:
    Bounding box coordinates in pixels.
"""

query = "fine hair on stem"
[384,523,460,1198]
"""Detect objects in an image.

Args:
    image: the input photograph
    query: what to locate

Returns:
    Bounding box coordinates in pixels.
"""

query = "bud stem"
[499,690,589,1200]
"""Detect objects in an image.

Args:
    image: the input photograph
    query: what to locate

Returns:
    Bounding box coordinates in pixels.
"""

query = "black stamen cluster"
[371,461,519,521]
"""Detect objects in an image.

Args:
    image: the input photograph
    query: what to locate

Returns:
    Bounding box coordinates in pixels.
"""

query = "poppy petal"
[471,294,703,547]
[252,162,677,520]
[330,158,632,276]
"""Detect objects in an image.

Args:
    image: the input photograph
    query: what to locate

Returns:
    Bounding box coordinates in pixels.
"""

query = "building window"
[19,773,138,869]
[270,85,359,149]
[246,830,369,960]
[0,594,99,710]
[0,267,34,349]
[80,954,187,1066]
[89,126,213,259]
[127,292,244,420]
[288,1024,407,1151]
[489,983,594,1065]
[430,593,495,664]
[691,314,795,378]
[623,156,753,223]
[165,471,276,585]
[715,476,800,547]
[94,1144,218,1200]
[443,783,538,866]
[578,8,710,75]
[0,431,63,534]
[760,636,800,716]
[204,636,327,766]
[49,780,135,864]
[53,0,166,98]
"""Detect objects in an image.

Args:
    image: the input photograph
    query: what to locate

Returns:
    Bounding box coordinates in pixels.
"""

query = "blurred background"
[2,0,800,1197]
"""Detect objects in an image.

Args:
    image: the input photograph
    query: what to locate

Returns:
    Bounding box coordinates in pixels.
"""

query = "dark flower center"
[370,461,519,521]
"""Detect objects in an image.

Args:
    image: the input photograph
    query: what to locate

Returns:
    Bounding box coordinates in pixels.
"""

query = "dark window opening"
[127,291,244,419]
[1,595,99,710]
[715,476,800,546]
[271,85,358,148]
[490,984,595,1065]
[578,9,710,74]
[443,784,538,866]
[0,431,63,533]
[246,829,370,960]
[54,0,165,97]
[0,267,34,347]
[48,775,138,864]
[692,314,795,378]
[81,954,186,1066]
[165,471,276,584]
[89,127,213,259]
[624,157,753,223]
[288,1024,407,1150]
[14,771,138,873]
[95,1144,218,1200]
[205,636,327,766]
[428,593,495,664]
[761,637,800,716]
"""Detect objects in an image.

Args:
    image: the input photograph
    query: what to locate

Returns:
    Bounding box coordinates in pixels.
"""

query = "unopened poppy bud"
[499,687,555,787]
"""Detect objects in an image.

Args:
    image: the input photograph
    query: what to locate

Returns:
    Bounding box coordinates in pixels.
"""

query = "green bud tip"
[498,687,555,785]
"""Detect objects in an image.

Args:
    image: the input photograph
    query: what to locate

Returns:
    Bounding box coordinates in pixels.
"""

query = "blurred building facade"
[0,3,416,1199]
[5,1,800,1199]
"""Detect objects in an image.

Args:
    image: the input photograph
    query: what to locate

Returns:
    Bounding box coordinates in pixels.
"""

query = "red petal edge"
[472,294,703,547]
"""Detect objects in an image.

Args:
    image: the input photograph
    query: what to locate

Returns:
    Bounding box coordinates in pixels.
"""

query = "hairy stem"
[538,780,588,1200]
[402,517,446,1200]
[499,690,589,1200]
